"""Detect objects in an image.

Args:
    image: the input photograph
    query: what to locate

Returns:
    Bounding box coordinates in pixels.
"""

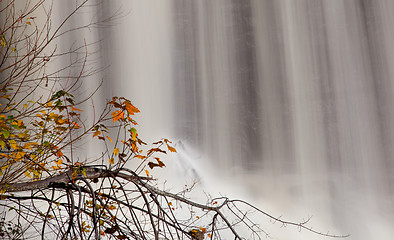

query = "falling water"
[89,0,394,239]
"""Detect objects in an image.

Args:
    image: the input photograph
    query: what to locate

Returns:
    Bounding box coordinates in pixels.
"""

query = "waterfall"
[100,1,394,239]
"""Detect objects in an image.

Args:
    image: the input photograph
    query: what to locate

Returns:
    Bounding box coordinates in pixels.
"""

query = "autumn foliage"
[0,0,174,189]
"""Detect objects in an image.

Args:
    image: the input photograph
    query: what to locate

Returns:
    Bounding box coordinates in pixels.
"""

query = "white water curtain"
[82,1,394,239]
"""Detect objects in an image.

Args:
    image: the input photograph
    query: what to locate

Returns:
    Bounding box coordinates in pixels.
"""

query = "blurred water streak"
[97,1,394,239]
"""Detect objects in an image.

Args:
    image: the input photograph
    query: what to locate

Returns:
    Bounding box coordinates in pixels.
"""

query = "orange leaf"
[109,158,114,164]
[166,144,176,153]
[70,106,83,111]
[124,102,140,115]
[112,110,124,123]
[145,170,149,177]
[131,142,138,152]
[56,150,63,157]
[93,131,101,137]
[107,136,113,143]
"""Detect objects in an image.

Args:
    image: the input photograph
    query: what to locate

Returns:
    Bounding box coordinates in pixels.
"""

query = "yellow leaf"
[109,158,114,164]
[25,171,32,178]
[12,47,16,52]
[23,104,27,109]
[9,140,17,149]
[15,151,26,160]
[113,148,119,156]
[70,106,83,111]
[26,21,31,25]
[48,112,58,119]
[55,159,63,165]
[145,170,149,177]
[56,118,66,125]
[107,136,113,143]
[1,165,8,171]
